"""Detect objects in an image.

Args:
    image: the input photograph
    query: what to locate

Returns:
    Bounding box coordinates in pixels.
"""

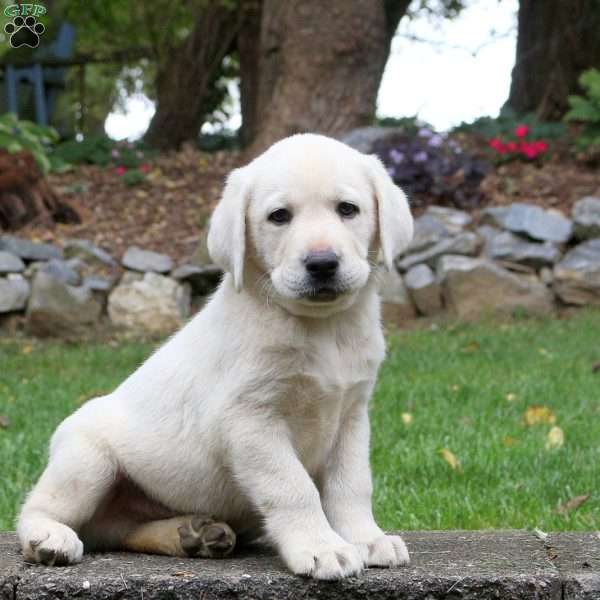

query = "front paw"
[360,534,410,568]
[282,540,364,580]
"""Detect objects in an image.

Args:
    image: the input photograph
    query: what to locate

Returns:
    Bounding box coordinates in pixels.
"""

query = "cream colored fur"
[17,133,414,580]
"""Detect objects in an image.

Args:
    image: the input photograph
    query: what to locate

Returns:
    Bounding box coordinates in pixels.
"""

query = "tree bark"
[237,0,263,147]
[144,3,242,150]
[245,0,409,157]
[505,0,600,121]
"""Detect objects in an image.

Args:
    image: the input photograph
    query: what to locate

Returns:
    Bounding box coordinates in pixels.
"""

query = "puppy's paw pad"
[366,535,410,568]
[178,515,236,558]
[24,523,83,566]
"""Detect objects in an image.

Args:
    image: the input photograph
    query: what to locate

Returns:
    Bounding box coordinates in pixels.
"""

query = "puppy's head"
[208,134,413,317]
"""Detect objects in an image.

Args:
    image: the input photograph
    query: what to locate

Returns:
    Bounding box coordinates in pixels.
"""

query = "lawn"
[1,310,599,532]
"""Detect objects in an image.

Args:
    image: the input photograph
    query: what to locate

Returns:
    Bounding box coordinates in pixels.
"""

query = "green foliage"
[54,135,154,168]
[121,169,146,186]
[565,68,600,149]
[0,113,59,173]
[373,115,433,134]
[453,108,567,140]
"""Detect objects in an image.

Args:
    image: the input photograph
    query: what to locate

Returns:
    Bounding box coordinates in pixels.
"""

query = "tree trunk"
[144,3,242,150]
[0,151,79,230]
[237,0,263,147]
[245,0,409,157]
[505,0,600,121]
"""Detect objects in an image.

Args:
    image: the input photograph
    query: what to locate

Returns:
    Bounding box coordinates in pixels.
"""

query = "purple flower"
[428,134,444,147]
[111,148,120,159]
[418,128,433,138]
[413,151,428,163]
[386,166,396,178]
[389,148,405,164]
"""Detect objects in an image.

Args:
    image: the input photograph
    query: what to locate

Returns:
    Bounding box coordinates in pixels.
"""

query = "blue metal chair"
[3,22,76,126]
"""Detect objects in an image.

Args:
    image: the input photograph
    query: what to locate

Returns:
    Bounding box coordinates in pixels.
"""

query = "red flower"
[139,163,151,174]
[515,124,529,138]
[506,141,518,153]
[115,166,127,176]
[489,138,506,153]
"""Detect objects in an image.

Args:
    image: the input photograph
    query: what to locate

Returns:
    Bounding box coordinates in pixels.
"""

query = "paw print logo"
[4,15,45,48]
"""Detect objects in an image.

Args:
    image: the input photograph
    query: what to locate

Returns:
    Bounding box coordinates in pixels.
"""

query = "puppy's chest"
[273,343,378,474]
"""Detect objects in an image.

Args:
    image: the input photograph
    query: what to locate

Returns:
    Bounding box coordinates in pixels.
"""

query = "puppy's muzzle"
[303,249,341,302]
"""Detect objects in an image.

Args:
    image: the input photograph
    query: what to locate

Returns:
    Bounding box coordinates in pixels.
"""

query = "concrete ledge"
[1,531,599,599]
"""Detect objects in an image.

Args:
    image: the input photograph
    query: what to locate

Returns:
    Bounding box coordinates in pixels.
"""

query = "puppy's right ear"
[207,168,250,292]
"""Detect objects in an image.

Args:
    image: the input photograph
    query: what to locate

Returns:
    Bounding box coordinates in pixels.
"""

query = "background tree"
[505,0,600,120]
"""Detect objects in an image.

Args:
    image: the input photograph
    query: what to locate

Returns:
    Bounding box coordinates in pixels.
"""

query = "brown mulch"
[17,145,240,265]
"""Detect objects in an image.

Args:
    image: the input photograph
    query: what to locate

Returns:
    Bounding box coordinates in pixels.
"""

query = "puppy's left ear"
[207,167,250,291]
[366,155,413,271]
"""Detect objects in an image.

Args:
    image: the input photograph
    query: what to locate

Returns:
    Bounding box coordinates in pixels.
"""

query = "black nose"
[304,250,339,279]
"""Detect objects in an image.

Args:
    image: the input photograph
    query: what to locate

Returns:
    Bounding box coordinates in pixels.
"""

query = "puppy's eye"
[337,201,360,218]
[268,208,292,225]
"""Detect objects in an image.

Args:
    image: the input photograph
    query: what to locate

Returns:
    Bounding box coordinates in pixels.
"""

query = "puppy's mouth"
[304,286,343,303]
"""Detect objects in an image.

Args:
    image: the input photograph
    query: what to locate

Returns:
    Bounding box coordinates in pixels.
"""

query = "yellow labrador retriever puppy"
[18,133,413,580]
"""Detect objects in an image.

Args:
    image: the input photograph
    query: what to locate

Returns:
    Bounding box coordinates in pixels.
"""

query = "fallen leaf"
[21,345,33,355]
[503,435,518,447]
[545,426,564,449]
[0,415,10,429]
[533,528,548,542]
[506,393,517,402]
[439,448,461,471]
[401,412,413,425]
[462,341,480,353]
[592,362,600,374]
[450,384,460,392]
[556,494,590,514]
[171,571,194,577]
[538,348,553,358]
[523,405,556,426]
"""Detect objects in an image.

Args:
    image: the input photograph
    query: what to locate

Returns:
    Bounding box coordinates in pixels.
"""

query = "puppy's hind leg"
[17,433,117,566]
[122,515,236,559]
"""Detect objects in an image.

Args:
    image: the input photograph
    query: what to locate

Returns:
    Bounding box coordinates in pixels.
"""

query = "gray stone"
[83,276,116,293]
[122,246,174,274]
[553,239,600,305]
[378,267,416,324]
[425,205,472,232]
[171,264,223,295]
[40,259,82,286]
[64,239,117,267]
[483,230,562,268]
[404,264,443,316]
[572,196,600,240]
[0,235,62,261]
[397,232,481,272]
[438,255,554,319]
[108,272,191,334]
[0,250,25,274]
[481,203,573,243]
[340,126,402,154]
[4,530,600,599]
[405,213,451,255]
[26,271,102,337]
[0,274,30,312]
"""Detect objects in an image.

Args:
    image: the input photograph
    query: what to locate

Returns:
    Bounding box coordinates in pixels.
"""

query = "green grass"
[1,310,599,532]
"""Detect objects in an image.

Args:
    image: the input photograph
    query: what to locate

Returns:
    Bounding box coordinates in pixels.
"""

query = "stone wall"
[0,198,599,337]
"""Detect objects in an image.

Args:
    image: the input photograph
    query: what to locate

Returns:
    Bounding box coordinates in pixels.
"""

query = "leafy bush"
[454,108,566,141]
[565,68,600,149]
[54,135,155,185]
[373,128,491,209]
[0,113,60,174]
